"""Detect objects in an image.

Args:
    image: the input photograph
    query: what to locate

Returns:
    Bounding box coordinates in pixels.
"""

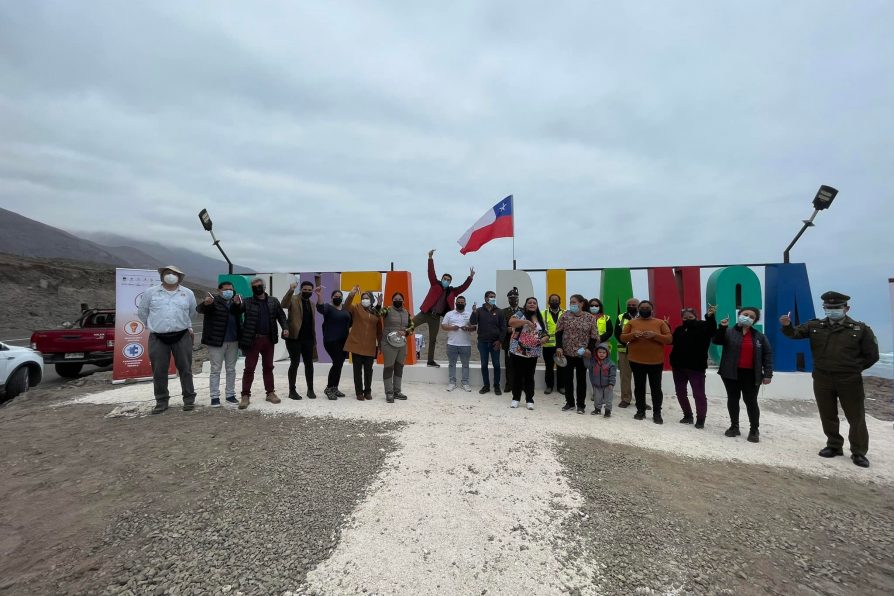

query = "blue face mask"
[589,306,600,314]
[221,290,234,300]
[441,280,450,288]
[577,347,586,356]
[824,308,846,320]
[569,304,579,314]
[487,298,496,306]
[738,314,754,327]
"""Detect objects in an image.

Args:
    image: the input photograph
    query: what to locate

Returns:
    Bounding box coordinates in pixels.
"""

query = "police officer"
[780,291,880,468]
[501,287,520,393]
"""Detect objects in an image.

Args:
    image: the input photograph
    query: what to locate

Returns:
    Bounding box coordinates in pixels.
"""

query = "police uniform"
[781,291,880,466]
[501,288,520,392]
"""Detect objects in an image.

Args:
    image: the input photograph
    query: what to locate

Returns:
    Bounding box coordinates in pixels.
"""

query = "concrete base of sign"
[204,359,817,401]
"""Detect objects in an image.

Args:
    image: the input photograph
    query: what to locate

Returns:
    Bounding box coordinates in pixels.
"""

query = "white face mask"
[361,299,371,308]
[163,273,179,285]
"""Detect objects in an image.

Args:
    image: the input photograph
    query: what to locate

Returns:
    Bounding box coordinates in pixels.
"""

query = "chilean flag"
[458,195,514,255]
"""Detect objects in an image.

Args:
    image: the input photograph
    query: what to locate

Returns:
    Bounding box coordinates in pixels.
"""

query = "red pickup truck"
[30,309,115,377]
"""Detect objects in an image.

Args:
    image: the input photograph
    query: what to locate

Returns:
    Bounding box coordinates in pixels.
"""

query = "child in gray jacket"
[588,343,617,417]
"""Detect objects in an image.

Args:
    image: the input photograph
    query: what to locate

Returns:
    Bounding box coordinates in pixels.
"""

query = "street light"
[783,185,839,264]
[198,208,234,274]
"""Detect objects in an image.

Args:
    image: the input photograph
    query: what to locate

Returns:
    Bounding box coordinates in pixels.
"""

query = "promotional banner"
[113,268,175,383]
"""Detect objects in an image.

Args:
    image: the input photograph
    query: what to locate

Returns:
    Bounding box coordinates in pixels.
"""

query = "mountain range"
[0,207,254,285]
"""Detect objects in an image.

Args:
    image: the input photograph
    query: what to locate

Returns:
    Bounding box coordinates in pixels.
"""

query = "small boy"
[589,343,617,417]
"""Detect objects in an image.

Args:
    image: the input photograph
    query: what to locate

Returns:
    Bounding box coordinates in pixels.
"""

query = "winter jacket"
[343,293,383,358]
[237,295,288,350]
[587,344,618,387]
[782,316,879,374]
[196,296,242,347]
[417,258,473,316]
[281,287,316,340]
[669,314,717,371]
[713,324,773,384]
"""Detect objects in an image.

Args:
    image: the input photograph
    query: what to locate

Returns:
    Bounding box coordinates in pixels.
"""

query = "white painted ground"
[65,363,894,596]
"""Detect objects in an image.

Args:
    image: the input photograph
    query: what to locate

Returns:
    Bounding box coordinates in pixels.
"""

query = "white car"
[0,342,44,399]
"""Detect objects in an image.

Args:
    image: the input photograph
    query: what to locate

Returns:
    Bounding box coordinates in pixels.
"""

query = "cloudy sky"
[1,1,892,349]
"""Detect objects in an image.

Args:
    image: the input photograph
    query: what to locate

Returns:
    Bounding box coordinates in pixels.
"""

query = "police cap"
[820,291,850,307]
[507,287,519,297]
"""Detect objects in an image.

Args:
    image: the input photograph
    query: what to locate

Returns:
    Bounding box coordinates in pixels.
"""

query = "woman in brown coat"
[344,285,383,400]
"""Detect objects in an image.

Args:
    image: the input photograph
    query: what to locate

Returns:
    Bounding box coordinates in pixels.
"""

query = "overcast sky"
[1,1,892,350]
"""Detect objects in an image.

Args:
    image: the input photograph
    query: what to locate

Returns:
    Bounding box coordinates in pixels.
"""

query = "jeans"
[352,354,374,395]
[541,346,564,390]
[562,356,588,410]
[630,361,664,414]
[285,338,315,392]
[447,344,471,385]
[510,354,536,403]
[412,312,442,363]
[148,332,196,405]
[723,368,760,429]
[207,341,239,401]
[477,339,501,387]
[672,367,707,420]
[323,339,347,389]
[242,335,275,397]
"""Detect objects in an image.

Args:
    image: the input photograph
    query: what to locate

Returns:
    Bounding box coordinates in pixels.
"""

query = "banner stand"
[113,269,177,383]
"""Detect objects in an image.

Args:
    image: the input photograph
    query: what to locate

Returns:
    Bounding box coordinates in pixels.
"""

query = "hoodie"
[587,343,618,387]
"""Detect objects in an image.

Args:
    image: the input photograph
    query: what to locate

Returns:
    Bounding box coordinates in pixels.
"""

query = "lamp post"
[783,185,838,264]
[198,208,234,274]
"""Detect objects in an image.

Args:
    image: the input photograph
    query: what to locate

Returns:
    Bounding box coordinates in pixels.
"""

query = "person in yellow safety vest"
[541,294,565,395]
[613,297,650,410]
[587,298,615,343]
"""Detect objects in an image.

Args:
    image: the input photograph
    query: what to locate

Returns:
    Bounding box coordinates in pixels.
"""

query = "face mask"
[487,298,496,306]
[824,308,845,320]
[441,280,450,288]
[221,290,234,300]
[569,304,580,314]
[301,290,313,299]
[549,301,559,309]
[589,306,600,314]
[577,347,586,356]
[393,300,404,309]
[456,303,465,312]
[361,298,371,308]
[683,318,697,325]
[509,296,518,306]
[163,274,179,285]
[332,297,343,306]
[252,286,265,296]
[638,309,652,318]
[738,315,754,327]
[627,306,638,316]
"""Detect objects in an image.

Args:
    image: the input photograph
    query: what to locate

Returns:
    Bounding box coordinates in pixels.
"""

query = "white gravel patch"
[64,366,894,595]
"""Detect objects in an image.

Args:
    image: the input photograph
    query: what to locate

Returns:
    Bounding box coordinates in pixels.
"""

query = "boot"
[288,389,302,400]
[356,392,365,401]
[238,395,250,410]
[386,393,395,403]
[151,401,169,415]
[653,412,664,424]
[724,425,741,437]
[364,391,372,400]
[679,414,694,424]
[694,418,705,429]
[747,428,760,443]
[393,377,405,399]
[307,389,317,399]
[266,392,281,404]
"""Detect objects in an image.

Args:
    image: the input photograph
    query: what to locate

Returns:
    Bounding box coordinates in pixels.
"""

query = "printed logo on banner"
[124,320,144,335]
[123,342,144,359]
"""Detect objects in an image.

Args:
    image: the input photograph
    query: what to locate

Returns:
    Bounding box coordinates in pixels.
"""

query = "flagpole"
[512,195,516,270]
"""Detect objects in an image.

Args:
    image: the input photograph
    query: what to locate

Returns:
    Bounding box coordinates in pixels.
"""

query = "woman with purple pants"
[669,305,717,428]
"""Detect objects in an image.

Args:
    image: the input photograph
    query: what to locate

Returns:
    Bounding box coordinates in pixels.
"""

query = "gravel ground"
[556,436,894,595]
[0,402,402,595]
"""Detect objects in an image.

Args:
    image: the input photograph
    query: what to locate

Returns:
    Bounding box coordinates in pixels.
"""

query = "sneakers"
[653,414,664,425]
[494,387,503,396]
[307,389,317,399]
[618,401,630,409]
[210,398,222,408]
[852,454,870,468]
[266,392,281,404]
[694,418,705,429]
[603,410,611,418]
[510,400,519,408]
[679,415,694,424]
[288,389,302,400]
[324,388,338,400]
[724,426,741,437]
[364,391,372,401]
[356,392,365,401]
[238,396,250,410]
[334,389,346,397]
[561,404,575,412]
[747,428,760,443]
[479,385,490,394]
[182,403,195,412]
[591,407,601,416]
[818,446,844,458]
[633,411,645,420]
[526,403,534,410]
[462,384,472,392]
[151,403,168,415]
[225,395,239,406]
[446,383,456,392]
[576,408,585,415]
[427,361,441,368]
[394,392,408,400]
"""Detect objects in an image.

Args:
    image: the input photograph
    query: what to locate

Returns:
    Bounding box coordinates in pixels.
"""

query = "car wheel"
[5,367,29,398]
[54,363,84,377]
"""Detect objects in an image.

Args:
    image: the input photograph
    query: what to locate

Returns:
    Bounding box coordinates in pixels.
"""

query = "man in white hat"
[138,265,197,414]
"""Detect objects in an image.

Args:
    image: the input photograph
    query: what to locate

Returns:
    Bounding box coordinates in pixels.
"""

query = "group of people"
[139,260,880,469]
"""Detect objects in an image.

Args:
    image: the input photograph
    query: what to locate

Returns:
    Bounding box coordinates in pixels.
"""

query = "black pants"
[630,361,664,414]
[324,339,348,389]
[722,368,760,429]
[285,338,315,391]
[510,354,536,403]
[503,343,513,389]
[812,370,868,456]
[542,346,565,391]
[352,354,374,395]
[563,356,588,409]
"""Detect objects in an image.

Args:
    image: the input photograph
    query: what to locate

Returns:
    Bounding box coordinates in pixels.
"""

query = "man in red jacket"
[413,249,475,367]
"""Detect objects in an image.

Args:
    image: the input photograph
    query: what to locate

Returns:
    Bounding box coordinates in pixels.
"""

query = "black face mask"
[639,309,652,318]
[627,306,638,316]
[549,302,559,309]
[393,300,404,309]
[683,319,697,326]
[332,297,343,306]
[252,286,265,296]
[456,303,466,312]
[301,290,313,299]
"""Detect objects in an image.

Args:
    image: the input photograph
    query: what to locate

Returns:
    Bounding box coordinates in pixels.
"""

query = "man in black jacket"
[196,281,243,407]
[669,305,717,428]
[238,278,289,410]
